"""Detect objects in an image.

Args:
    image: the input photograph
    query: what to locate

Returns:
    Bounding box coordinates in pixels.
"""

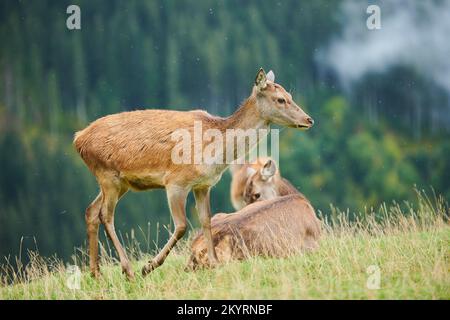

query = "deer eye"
[254,193,261,199]
[277,98,285,104]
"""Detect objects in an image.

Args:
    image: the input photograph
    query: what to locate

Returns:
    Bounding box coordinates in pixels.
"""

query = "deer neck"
[222,96,269,163]
[224,96,267,131]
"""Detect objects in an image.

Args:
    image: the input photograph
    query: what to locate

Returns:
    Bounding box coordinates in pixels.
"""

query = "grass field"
[1,192,449,299]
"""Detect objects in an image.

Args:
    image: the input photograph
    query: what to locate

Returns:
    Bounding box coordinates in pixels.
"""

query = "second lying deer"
[229,158,301,209]
[188,159,321,269]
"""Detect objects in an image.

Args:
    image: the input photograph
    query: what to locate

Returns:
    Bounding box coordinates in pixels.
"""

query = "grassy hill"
[1,193,449,300]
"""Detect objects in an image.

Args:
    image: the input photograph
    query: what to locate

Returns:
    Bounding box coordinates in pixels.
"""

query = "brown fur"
[230,157,306,208]
[229,157,272,210]
[187,194,321,269]
[244,162,306,204]
[73,69,314,278]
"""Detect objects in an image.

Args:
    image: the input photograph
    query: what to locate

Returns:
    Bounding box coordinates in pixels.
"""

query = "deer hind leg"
[85,192,102,278]
[193,187,219,266]
[99,178,134,279]
[142,185,188,276]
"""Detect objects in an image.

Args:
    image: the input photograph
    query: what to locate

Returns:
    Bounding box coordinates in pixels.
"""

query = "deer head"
[253,68,314,129]
[244,159,279,204]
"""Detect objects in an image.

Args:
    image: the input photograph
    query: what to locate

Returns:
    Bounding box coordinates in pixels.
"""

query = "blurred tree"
[0,0,448,262]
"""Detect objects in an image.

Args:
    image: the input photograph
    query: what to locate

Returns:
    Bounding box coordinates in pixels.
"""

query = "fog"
[320,0,450,95]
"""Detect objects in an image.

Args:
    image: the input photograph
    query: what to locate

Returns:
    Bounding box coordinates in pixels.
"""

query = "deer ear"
[246,167,257,178]
[254,68,267,90]
[266,70,275,82]
[260,160,277,181]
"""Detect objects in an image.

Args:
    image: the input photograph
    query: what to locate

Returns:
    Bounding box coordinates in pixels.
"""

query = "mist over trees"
[0,0,449,262]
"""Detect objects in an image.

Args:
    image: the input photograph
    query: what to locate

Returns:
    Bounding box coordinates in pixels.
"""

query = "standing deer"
[74,68,314,279]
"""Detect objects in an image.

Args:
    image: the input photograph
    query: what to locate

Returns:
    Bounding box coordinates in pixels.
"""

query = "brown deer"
[74,68,314,279]
[229,157,272,210]
[243,158,305,204]
[230,157,302,209]
[187,194,321,270]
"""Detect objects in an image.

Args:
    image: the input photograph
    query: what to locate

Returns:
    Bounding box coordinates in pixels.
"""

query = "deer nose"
[306,117,314,126]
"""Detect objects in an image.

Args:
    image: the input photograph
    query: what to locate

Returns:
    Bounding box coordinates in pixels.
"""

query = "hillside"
[1,194,448,299]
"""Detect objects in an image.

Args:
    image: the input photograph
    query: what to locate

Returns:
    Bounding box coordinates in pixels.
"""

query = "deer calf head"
[244,159,279,204]
[254,68,314,129]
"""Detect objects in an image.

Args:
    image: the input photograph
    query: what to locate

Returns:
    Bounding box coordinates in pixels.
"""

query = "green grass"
[1,192,449,299]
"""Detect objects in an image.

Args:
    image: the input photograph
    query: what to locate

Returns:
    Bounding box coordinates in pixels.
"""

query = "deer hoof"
[90,269,102,279]
[122,267,135,280]
[141,261,159,276]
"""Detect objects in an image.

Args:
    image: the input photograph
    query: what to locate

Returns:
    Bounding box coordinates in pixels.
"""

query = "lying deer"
[74,68,314,279]
[243,158,304,204]
[187,194,321,270]
[188,160,320,269]
[230,157,300,209]
[229,157,272,210]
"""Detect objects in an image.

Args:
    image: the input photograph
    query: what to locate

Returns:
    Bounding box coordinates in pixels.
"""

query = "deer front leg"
[193,187,219,266]
[142,185,188,276]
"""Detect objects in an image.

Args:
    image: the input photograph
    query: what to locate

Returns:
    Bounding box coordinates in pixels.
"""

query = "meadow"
[1,191,448,300]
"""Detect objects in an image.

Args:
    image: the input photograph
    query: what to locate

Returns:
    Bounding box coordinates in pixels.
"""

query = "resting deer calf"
[243,158,305,204]
[74,68,314,278]
[187,194,321,269]
[188,159,321,269]
[229,157,273,210]
[231,158,302,208]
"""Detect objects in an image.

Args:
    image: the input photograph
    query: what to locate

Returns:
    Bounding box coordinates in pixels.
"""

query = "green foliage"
[0,0,448,263]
